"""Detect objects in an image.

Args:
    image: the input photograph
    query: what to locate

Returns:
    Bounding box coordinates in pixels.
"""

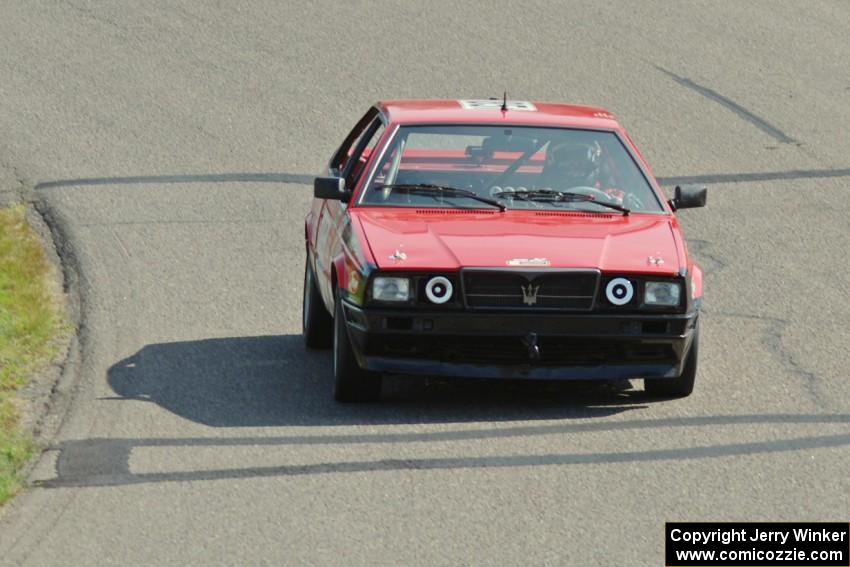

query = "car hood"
[354,208,681,274]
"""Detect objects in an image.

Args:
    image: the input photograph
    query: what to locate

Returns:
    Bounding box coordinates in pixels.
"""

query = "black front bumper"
[340,302,699,381]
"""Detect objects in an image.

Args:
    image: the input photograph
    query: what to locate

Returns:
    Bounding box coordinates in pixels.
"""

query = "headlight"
[424,276,453,304]
[371,276,410,302]
[605,277,635,305]
[644,281,681,306]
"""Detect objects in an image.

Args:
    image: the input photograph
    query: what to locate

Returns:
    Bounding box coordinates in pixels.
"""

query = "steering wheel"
[561,185,617,202]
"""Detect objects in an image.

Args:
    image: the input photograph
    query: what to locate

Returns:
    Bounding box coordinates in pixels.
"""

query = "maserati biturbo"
[303,99,706,402]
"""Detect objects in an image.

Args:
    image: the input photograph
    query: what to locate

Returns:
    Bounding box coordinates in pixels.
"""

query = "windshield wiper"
[493,189,630,215]
[379,184,506,211]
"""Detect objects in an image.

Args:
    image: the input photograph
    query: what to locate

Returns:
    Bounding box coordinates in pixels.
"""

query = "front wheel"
[333,294,382,402]
[645,320,699,398]
[302,256,333,349]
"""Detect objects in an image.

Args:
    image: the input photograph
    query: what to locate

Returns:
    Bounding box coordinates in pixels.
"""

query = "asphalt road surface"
[1,2,849,565]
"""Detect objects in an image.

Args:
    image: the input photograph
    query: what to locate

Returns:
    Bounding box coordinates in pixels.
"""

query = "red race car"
[303,99,706,402]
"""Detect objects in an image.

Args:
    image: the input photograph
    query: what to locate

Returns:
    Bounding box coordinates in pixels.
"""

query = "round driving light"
[425,276,453,304]
[605,278,634,306]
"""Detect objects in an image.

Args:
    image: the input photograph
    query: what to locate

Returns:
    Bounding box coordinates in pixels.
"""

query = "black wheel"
[302,256,332,349]
[333,293,382,402]
[645,320,699,398]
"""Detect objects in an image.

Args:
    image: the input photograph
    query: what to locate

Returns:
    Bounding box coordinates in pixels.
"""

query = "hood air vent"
[414,209,497,215]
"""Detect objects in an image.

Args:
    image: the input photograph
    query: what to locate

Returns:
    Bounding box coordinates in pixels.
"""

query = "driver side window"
[331,108,375,174]
[330,108,385,191]
[345,120,384,190]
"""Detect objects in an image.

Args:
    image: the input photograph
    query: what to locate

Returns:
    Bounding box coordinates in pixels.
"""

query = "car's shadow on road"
[106,335,649,427]
[41,334,848,490]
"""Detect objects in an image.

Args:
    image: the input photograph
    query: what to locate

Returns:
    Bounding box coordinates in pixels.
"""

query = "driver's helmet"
[542,140,602,188]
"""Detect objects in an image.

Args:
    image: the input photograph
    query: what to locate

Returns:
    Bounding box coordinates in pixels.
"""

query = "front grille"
[375,335,675,367]
[462,269,599,310]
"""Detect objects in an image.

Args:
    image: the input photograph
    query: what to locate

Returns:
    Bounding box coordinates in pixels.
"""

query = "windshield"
[359,125,664,213]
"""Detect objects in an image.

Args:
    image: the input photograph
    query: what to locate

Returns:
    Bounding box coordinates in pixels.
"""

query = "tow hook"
[522,332,541,362]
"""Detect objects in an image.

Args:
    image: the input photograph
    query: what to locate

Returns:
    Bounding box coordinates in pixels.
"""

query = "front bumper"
[340,301,699,380]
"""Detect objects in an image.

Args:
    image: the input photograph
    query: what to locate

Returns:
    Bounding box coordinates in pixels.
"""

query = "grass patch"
[0,204,64,504]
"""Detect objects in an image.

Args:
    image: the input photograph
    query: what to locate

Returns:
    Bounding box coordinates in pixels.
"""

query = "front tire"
[302,257,332,349]
[333,294,382,402]
[645,320,699,398]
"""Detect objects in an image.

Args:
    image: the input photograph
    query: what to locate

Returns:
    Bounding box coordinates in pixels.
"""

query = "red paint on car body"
[354,207,681,274]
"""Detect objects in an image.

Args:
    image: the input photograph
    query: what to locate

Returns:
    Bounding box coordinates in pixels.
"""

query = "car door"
[314,108,385,308]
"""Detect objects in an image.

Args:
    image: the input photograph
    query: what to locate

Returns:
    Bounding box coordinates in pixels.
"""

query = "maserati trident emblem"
[507,257,550,267]
[521,283,540,306]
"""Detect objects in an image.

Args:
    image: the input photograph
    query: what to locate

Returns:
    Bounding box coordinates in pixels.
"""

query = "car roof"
[376,99,621,129]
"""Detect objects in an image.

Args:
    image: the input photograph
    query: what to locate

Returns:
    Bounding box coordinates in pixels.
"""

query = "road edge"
[23,198,84,468]
[0,179,85,503]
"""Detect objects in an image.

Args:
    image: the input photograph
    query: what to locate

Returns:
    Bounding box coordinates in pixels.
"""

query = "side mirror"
[314,176,349,202]
[669,184,707,211]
